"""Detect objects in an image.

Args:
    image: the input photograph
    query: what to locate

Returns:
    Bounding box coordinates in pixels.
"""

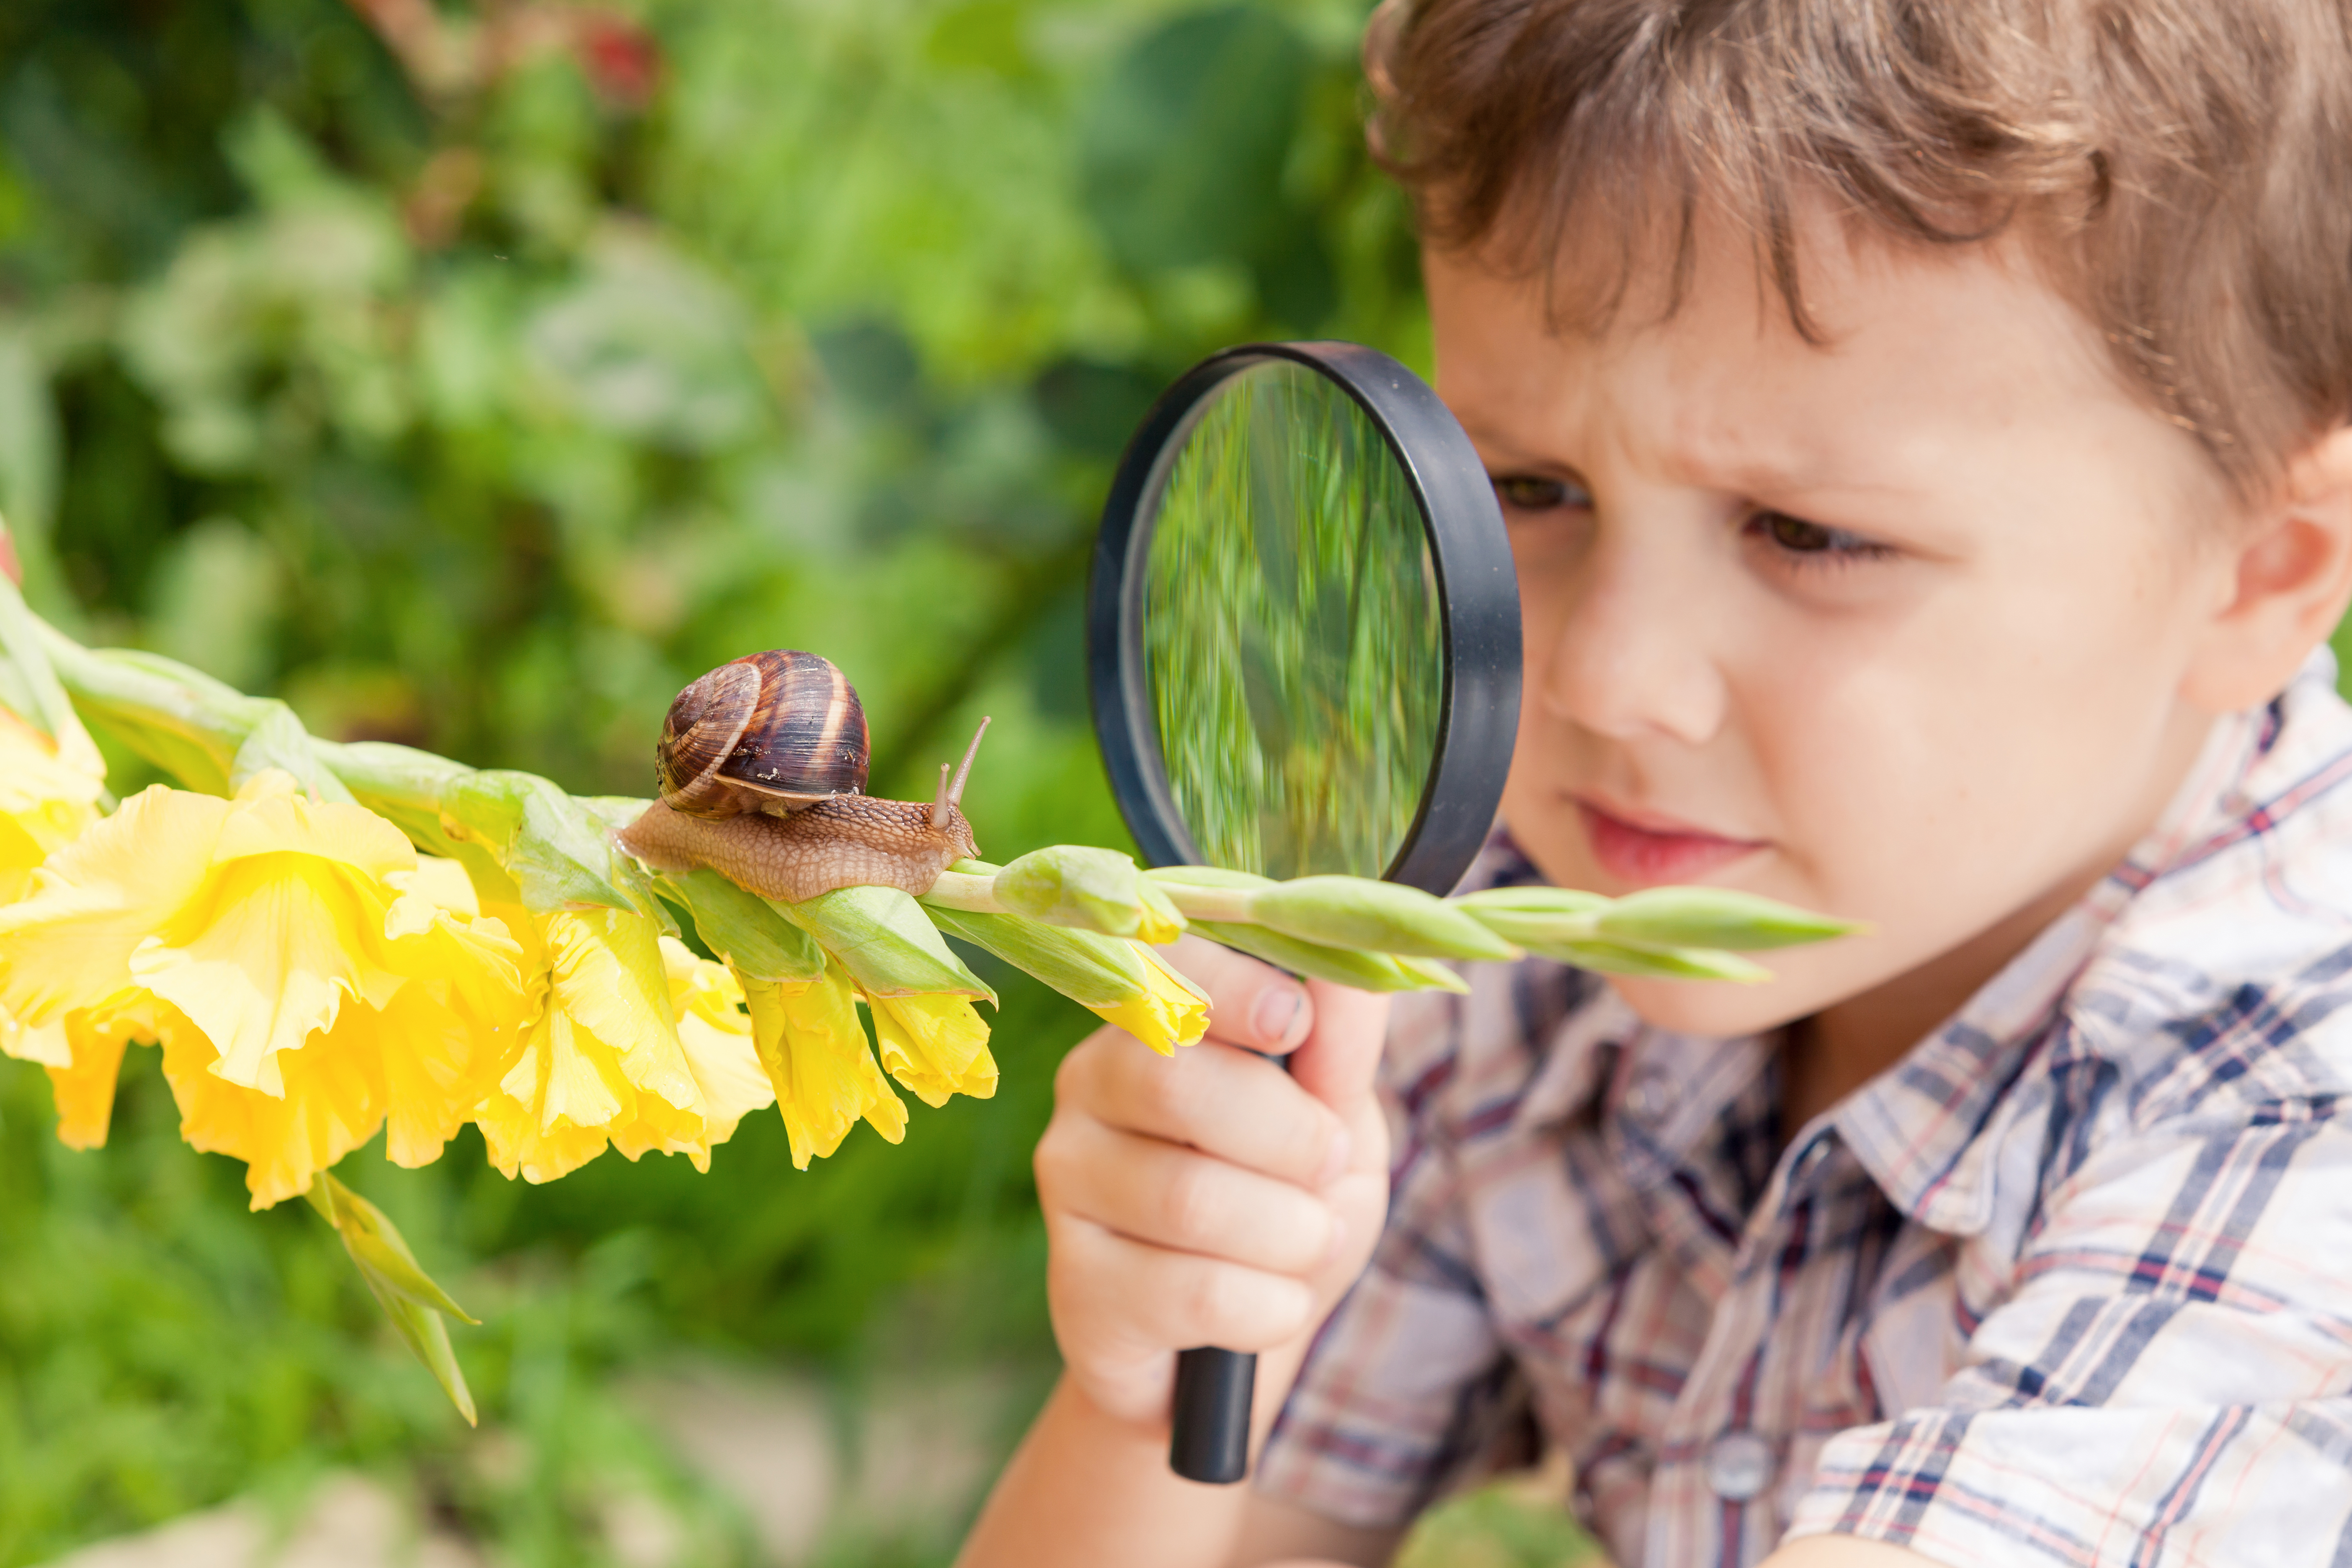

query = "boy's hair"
[1367,0,2352,496]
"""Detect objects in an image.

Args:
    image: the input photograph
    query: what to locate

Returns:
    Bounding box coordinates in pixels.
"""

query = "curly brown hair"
[1366,0,2352,495]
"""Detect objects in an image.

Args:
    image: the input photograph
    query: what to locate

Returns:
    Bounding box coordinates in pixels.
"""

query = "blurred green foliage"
[0,0,1440,1563]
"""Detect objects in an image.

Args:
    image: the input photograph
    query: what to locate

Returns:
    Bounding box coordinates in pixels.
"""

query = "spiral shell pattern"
[655,650,870,818]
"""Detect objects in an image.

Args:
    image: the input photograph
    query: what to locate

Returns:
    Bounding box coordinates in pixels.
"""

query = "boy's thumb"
[1285,979,1392,1123]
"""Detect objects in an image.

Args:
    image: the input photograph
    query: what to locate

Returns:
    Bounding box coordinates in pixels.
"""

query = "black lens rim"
[1086,341,1521,897]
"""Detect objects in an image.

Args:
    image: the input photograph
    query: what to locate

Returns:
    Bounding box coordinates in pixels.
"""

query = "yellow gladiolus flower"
[742,960,906,1170]
[0,774,529,1206]
[868,990,997,1108]
[472,905,709,1184]
[1083,944,1210,1056]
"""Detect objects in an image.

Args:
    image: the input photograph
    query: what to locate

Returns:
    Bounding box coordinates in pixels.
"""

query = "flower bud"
[994,845,1185,943]
[1193,919,1468,994]
[1250,875,1518,962]
[782,884,995,1003]
[1594,887,1859,951]
[1546,939,1771,983]
[1454,886,1612,948]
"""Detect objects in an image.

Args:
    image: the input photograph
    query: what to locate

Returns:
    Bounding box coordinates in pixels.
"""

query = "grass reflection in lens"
[1141,361,1443,879]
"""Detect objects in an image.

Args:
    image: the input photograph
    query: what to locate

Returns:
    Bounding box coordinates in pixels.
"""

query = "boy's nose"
[1534,528,1729,747]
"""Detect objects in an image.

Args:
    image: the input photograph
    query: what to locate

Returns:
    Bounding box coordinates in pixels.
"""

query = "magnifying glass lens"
[1140,361,1444,880]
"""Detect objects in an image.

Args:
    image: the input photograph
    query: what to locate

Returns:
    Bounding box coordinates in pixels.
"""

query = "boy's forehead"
[1423,224,2167,494]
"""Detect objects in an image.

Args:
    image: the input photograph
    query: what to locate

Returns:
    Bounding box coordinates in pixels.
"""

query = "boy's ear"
[2183,423,2352,713]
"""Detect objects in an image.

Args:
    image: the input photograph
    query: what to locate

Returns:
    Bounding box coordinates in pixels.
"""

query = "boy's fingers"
[1050,1211,1318,1354]
[1163,933,1313,1054]
[1057,1032,1349,1189]
[1286,979,1394,1141]
[1039,1117,1340,1277]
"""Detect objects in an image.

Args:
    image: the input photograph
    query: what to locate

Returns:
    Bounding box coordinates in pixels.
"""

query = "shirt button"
[1624,1065,1672,1119]
[1704,1430,1777,1501]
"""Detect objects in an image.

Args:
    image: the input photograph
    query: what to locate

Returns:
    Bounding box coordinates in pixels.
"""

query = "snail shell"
[656,650,869,819]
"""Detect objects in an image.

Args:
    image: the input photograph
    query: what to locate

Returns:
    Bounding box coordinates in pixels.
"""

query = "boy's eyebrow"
[1461,422,1924,503]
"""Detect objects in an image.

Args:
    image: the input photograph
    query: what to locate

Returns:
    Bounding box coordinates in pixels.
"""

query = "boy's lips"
[1572,797,1768,887]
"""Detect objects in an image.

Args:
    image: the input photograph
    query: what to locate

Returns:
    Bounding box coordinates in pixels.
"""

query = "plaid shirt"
[1256,655,2352,1568]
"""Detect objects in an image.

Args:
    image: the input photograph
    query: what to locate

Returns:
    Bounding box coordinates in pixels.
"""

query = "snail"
[613,650,990,903]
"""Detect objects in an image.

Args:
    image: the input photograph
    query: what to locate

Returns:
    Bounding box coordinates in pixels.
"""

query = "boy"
[961,0,2352,1563]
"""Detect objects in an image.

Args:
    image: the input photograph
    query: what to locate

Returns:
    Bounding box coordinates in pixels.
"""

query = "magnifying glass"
[1086,342,1522,1484]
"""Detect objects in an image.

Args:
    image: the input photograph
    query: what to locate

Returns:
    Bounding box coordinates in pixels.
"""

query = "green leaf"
[441,769,636,915]
[923,903,1149,1008]
[665,866,826,982]
[228,701,356,803]
[993,844,1184,941]
[1594,888,1860,951]
[1191,919,1443,993]
[1143,865,1277,890]
[360,1276,478,1429]
[1454,886,1612,948]
[37,632,252,794]
[784,884,998,1003]
[0,569,101,775]
[1251,876,1518,962]
[308,1173,478,1426]
[1530,939,1772,983]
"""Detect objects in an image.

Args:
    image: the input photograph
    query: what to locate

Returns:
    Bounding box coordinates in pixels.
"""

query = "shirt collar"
[1835,668,2299,1233]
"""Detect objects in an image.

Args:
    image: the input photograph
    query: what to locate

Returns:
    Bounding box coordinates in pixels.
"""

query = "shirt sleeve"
[1787,1104,2352,1567]
[1252,992,1520,1529]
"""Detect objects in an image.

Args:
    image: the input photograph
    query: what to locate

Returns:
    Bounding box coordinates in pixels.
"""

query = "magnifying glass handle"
[1171,1345,1256,1483]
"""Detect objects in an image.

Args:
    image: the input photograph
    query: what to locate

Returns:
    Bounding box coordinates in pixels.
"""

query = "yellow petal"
[474,1008,621,1184]
[0,787,228,1024]
[1083,945,1212,1056]
[743,965,905,1170]
[47,1014,132,1150]
[1,1004,70,1067]
[544,909,702,1117]
[130,854,401,1095]
[377,978,515,1168]
[660,938,773,1135]
[216,781,417,881]
[869,991,998,1109]
[384,855,484,919]
[472,910,713,1182]
[157,996,387,1209]
[0,708,105,867]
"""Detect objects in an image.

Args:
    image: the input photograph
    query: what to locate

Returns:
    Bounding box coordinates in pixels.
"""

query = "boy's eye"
[1492,475,1588,511]
[1749,511,1893,561]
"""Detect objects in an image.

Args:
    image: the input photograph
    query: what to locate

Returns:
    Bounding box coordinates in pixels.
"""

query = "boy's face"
[1429,223,2238,1040]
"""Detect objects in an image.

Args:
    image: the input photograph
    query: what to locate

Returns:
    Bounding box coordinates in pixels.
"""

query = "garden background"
[9,5,2342,1567]
[0,2,1506,1565]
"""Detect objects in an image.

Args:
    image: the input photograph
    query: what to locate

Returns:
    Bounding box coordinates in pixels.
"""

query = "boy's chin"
[1604,966,1836,1042]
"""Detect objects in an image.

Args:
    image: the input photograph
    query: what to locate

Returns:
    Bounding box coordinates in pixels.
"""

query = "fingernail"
[1252,984,1305,1047]
[1315,1124,1352,1187]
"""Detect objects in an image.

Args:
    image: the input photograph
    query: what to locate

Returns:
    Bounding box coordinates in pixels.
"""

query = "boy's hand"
[1036,934,1394,1428]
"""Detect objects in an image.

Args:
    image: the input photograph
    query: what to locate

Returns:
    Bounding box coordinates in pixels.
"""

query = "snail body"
[615,650,988,903]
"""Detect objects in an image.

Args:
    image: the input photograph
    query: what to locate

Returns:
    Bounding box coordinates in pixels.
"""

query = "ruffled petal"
[159,998,387,1209]
[869,992,997,1108]
[215,771,418,881]
[47,1015,132,1150]
[660,938,773,1134]
[1083,945,1211,1056]
[743,964,904,1170]
[131,854,400,1096]
[0,787,227,1024]
[544,909,702,1117]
